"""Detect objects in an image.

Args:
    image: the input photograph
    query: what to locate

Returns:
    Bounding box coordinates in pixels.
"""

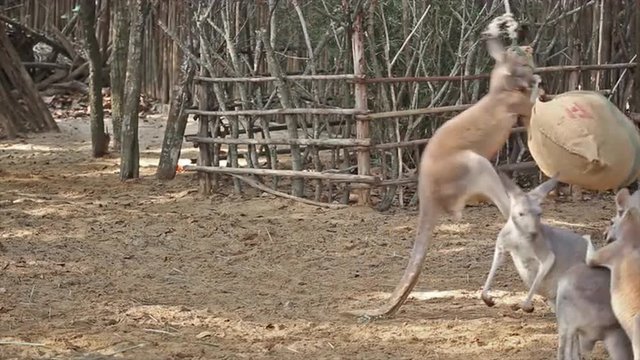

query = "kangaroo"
[588,199,640,360]
[480,173,589,313]
[342,24,541,319]
[555,238,633,360]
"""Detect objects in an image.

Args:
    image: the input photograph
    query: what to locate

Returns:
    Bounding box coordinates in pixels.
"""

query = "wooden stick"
[497,161,538,172]
[231,174,347,209]
[194,74,361,83]
[357,88,615,121]
[183,165,380,183]
[185,135,369,147]
[184,108,366,117]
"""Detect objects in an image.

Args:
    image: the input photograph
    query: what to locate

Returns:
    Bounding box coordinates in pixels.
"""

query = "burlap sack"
[528,90,640,190]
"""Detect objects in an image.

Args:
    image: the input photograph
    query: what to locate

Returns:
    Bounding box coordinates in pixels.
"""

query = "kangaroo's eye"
[518,212,525,217]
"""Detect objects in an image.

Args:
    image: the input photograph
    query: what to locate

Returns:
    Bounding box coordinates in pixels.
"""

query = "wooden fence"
[182,14,639,209]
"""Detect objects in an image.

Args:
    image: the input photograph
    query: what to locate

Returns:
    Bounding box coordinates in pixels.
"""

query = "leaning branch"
[231,174,347,209]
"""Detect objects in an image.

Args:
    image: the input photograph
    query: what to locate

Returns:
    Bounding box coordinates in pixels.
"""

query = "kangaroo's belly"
[428,115,516,160]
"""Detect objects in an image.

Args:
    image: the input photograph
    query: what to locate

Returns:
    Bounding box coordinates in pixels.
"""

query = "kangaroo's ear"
[530,173,559,202]
[615,188,632,212]
[498,171,522,198]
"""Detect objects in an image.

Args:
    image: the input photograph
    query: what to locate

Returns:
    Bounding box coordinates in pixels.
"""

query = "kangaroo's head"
[606,188,640,243]
[499,172,559,240]
[614,206,640,247]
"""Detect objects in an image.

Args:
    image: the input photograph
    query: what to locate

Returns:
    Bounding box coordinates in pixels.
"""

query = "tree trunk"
[156,57,195,180]
[79,0,109,157]
[120,0,149,180]
[110,0,130,151]
[259,29,305,197]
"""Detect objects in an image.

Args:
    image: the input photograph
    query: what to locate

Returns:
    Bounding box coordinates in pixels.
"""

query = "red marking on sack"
[564,102,592,119]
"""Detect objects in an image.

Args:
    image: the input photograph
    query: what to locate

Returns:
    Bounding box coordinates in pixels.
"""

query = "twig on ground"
[0,341,46,347]
[265,227,274,243]
[106,343,145,355]
[144,328,179,336]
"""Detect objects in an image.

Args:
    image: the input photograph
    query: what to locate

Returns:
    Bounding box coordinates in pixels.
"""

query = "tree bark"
[120,0,149,180]
[110,0,130,151]
[80,0,109,157]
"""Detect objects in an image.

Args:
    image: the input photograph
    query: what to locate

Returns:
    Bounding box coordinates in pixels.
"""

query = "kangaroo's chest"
[507,242,540,288]
[504,237,556,297]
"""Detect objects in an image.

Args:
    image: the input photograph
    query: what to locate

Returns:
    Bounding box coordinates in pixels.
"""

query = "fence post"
[197,72,212,194]
[351,7,370,206]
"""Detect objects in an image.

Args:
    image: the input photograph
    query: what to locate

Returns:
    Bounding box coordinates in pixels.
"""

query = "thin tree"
[156,53,195,180]
[120,0,150,180]
[110,0,130,151]
[79,0,109,157]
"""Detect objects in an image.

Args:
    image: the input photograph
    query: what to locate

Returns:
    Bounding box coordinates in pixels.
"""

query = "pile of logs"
[2,13,99,97]
[0,22,58,139]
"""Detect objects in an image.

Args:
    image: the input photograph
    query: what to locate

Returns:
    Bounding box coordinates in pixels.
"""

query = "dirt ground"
[0,114,619,360]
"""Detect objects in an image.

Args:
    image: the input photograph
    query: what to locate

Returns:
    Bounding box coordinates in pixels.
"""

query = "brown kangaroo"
[588,199,640,360]
[343,38,541,320]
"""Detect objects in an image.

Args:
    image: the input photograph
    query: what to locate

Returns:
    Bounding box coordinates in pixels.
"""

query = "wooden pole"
[352,7,370,206]
[183,165,380,183]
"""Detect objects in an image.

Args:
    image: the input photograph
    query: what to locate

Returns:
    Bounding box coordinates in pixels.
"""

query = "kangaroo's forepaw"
[519,301,534,313]
[481,293,495,307]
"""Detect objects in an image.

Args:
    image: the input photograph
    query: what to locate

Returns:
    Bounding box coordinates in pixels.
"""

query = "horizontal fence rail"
[184,108,367,117]
[191,63,637,85]
[183,165,381,183]
[186,135,370,147]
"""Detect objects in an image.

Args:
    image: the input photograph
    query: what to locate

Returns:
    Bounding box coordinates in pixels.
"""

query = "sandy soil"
[0,113,619,359]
